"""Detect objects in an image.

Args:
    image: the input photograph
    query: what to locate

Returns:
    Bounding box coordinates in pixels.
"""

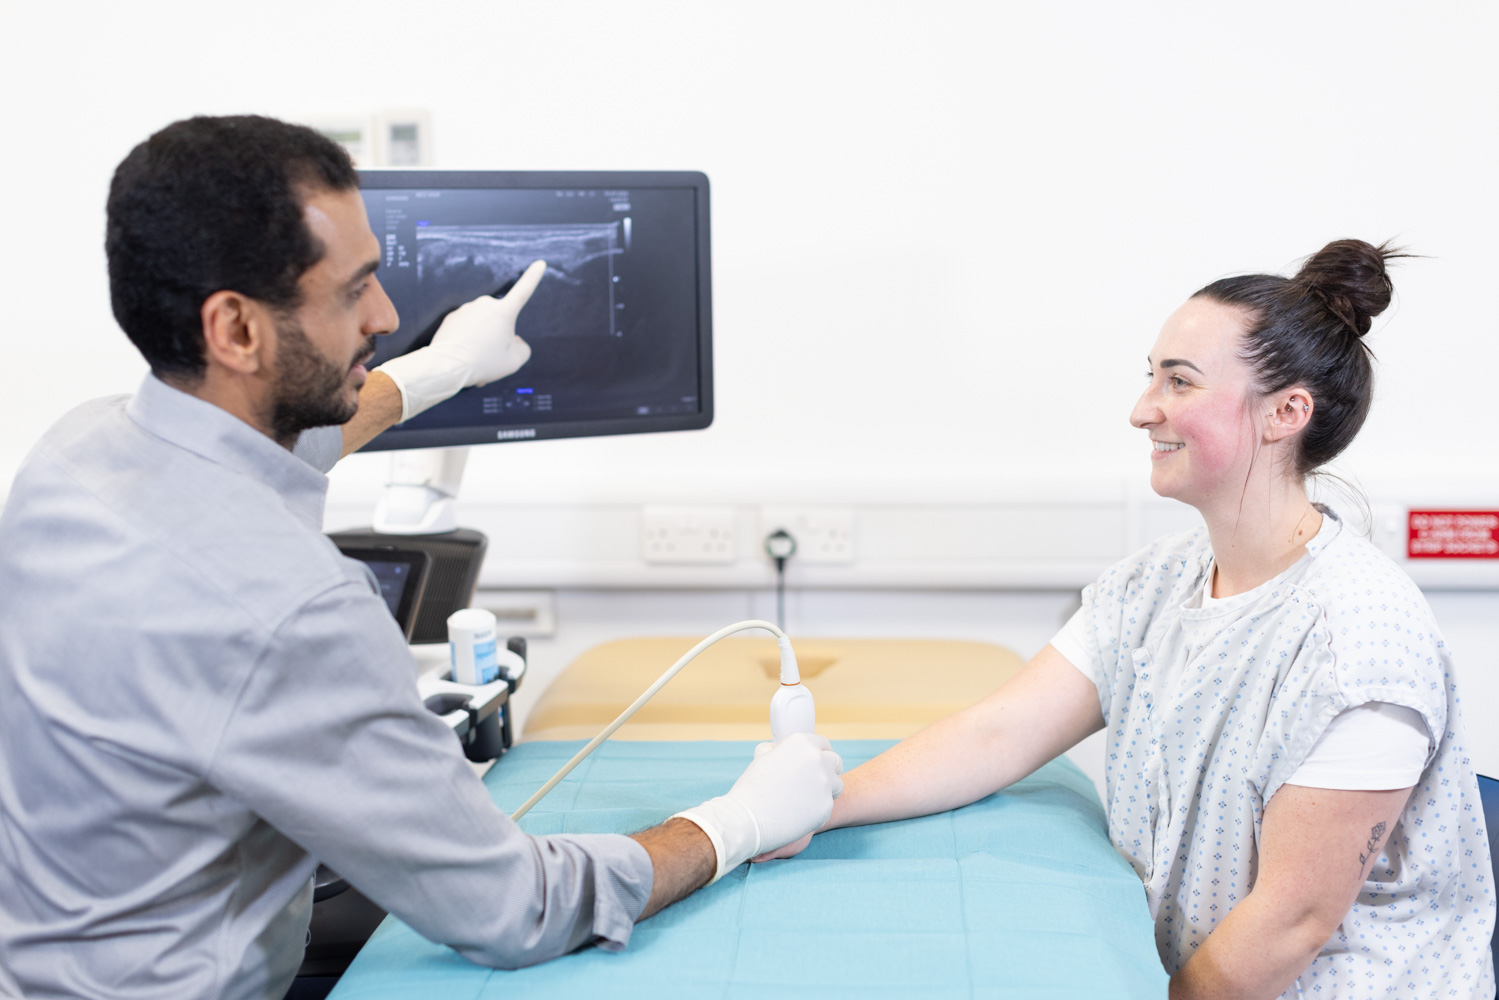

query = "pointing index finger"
[502,259,547,309]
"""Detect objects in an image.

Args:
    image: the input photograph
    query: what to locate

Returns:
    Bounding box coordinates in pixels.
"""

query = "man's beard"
[268,317,371,447]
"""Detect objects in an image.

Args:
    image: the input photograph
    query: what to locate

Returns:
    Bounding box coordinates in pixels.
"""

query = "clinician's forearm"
[828,649,1103,830]
[629,818,716,919]
[340,370,404,457]
[1169,893,1330,1000]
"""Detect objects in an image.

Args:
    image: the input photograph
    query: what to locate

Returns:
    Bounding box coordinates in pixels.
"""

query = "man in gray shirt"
[0,116,843,999]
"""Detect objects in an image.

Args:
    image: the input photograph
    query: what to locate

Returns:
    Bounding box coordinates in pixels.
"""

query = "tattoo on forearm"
[1358,821,1388,871]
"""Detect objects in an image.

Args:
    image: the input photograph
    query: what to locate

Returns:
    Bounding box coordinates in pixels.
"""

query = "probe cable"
[509,619,790,822]
[764,529,796,632]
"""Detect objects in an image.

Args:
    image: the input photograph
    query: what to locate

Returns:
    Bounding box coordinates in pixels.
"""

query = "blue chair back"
[1478,774,1499,998]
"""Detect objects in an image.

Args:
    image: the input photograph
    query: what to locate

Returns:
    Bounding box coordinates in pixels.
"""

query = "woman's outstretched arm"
[758,644,1104,859]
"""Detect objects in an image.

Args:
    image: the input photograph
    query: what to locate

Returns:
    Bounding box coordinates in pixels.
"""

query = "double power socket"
[640,506,855,566]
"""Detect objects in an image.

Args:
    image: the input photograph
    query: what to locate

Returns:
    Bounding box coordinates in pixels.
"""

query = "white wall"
[3,1,1498,494]
[2,1,1497,794]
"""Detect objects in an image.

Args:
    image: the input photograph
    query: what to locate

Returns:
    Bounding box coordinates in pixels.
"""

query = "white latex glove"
[375,259,547,422]
[672,733,843,884]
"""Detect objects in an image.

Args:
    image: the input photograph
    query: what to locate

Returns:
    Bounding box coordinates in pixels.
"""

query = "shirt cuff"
[564,833,654,951]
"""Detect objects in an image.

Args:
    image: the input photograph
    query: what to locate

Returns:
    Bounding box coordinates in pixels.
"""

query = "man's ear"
[200,291,274,376]
[1264,387,1313,444]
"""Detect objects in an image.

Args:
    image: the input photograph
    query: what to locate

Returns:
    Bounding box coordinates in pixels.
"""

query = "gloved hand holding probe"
[375,259,547,422]
[672,733,844,883]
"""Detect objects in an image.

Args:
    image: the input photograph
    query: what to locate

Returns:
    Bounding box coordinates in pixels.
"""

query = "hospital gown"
[1062,511,1494,998]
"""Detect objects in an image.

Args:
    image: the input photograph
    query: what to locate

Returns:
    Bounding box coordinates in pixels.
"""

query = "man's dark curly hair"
[105,115,358,379]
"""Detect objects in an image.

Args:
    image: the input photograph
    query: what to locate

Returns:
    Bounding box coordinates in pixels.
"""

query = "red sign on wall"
[1407,510,1499,559]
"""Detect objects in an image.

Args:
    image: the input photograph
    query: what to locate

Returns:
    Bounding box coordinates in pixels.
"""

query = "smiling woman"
[1130,241,1406,597]
[1198,240,1405,476]
[758,238,1496,1000]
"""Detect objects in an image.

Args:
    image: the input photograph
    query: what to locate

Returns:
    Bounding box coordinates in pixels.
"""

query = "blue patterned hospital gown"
[1073,510,1494,997]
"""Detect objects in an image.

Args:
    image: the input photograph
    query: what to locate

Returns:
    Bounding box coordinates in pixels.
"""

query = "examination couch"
[327,638,1170,998]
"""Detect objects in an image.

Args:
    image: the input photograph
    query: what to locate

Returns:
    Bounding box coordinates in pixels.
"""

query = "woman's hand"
[750,832,813,862]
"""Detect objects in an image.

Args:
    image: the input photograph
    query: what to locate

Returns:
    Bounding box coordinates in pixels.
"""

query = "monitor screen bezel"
[355,169,713,452]
[336,545,431,639]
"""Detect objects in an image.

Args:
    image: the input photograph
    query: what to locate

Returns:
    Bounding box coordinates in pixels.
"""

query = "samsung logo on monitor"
[497,428,537,440]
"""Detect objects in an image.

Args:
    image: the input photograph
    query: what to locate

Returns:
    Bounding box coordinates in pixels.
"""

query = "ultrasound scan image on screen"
[356,172,712,451]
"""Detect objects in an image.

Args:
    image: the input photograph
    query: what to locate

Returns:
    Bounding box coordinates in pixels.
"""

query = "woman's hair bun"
[1289,239,1406,337]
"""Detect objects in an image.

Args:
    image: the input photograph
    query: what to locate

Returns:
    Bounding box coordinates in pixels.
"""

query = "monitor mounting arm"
[372,447,470,535]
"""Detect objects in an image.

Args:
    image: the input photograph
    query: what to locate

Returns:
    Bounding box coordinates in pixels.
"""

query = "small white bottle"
[448,608,499,685]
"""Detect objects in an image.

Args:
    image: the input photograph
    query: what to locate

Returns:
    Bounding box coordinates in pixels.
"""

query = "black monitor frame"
[356,169,713,452]
[335,545,431,640]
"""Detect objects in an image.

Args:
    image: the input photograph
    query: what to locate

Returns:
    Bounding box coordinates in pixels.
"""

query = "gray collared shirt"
[0,376,651,999]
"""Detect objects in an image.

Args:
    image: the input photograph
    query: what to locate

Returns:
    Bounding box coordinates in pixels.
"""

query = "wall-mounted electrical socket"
[760,507,856,565]
[472,589,556,637]
[304,113,380,167]
[379,108,432,166]
[303,108,432,167]
[640,506,738,565]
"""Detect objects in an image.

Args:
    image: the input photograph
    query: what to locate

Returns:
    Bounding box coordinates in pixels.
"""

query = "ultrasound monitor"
[355,170,712,451]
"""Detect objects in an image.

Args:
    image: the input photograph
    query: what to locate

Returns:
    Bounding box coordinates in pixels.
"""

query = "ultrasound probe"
[509,620,815,821]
